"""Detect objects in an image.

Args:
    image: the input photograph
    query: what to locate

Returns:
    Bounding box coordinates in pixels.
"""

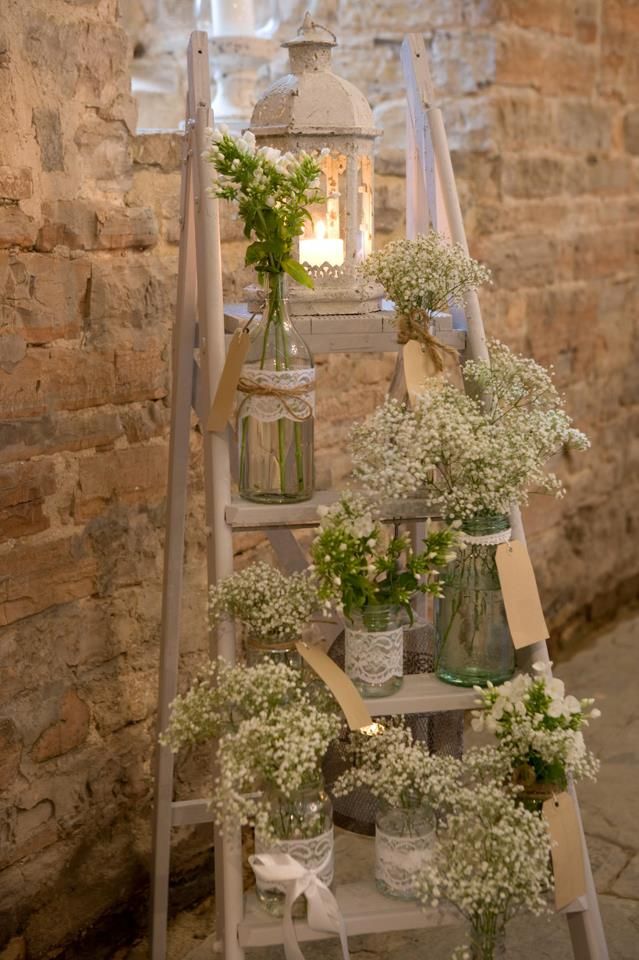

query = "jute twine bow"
[396,307,459,372]
[236,377,314,421]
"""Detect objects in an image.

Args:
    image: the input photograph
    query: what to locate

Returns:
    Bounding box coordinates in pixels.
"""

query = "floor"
[125,614,639,960]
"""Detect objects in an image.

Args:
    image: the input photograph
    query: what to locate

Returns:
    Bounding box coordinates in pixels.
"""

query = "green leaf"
[282,258,314,289]
[245,241,268,265]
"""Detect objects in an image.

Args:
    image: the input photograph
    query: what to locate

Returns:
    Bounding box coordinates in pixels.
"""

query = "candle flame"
[315,219,326,240]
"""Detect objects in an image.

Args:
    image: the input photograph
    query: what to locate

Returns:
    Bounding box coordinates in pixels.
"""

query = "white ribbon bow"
[249,852,350,960]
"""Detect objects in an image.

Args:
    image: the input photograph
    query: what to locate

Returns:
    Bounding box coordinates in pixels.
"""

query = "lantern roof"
[249,13,379,140]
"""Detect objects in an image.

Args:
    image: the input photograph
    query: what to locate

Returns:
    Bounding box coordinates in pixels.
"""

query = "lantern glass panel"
[299,151,347,272]
[358,154,374,262]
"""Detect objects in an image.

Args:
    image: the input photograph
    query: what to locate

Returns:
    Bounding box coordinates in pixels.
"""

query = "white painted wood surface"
[152,30,608,960]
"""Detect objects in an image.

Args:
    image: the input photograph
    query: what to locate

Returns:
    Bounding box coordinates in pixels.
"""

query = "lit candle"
[299,220,345,268]
[211,0,255,36]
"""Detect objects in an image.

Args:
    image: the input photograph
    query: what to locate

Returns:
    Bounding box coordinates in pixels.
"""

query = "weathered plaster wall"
[0,0,637,956]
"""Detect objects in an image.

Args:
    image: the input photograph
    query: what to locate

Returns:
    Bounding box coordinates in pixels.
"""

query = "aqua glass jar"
[238,273,314,503]
[344,604,404,698]
[435,513,515,687]
[254,781,333,918]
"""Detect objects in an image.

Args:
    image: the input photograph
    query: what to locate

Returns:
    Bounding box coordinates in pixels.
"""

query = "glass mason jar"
[344,604,404,698]
[254,781,334,918]
[244,633,302,671]
[375,799,436,900]
[238,273,314,504]
[470,921,506,960]
[435,514,515,687]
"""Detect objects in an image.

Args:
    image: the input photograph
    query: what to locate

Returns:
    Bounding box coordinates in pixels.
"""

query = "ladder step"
[364,672,478,715]
[238,881,458,947]
[225,492,442,530]
[171,799,215,826]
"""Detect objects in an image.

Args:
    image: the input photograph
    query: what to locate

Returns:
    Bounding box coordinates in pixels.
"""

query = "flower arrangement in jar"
[334,723,459,900]
[205,127,326,503]
[309,492,456,697]
[472,660,600,809]
[359,232,491,373]
[349,341,590,687]
[208,560,319,665]
[161,659,341,918]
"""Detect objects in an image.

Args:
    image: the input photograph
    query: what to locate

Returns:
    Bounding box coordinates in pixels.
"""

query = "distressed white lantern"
[249,13,381,317]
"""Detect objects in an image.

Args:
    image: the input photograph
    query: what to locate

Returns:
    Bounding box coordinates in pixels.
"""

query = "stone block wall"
[0,1,637,957]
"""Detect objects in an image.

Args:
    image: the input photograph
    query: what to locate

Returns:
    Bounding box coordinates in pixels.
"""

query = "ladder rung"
[225,492,443,530]
[171,799,215,827]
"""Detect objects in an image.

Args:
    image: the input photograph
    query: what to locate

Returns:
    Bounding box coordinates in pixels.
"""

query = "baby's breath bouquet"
[360,232,491,371]
[350,340,590,517]
[472,661,600,805]
[350,341,589,688]
[161,660,340,839]
[334,723,460,813]
[208,560,319,654]
[334,723,461,900]
[416,776,553,960]
[309,492,457,622]
[205,126,326,503]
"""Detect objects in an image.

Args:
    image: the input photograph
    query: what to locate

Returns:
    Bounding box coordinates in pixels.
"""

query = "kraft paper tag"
[495,540,549,650]
[206,328,250,432]
[543,792,587,910]
[296,641,373,732]
[403,340,435,407]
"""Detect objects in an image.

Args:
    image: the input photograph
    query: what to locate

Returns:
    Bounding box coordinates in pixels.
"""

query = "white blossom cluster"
[213,701,340,837]
[208,561,319,646]
[309,491,456,620]
[160,659,311,751]
[471,662,601,787]
[333,723,461,812]
[161,660,340,836]
[349,340,590,520]
[416,779,553,937]
[359,232,491,318]
[204,126,322,208]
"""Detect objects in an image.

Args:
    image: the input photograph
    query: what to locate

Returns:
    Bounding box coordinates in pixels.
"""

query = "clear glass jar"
[344,604,404,698]
[435,514,515,687]
[254,781,334,918]
[244,633,302,671]
[470,922,506,960]
[238,273,314,504]
[375,799,436,900]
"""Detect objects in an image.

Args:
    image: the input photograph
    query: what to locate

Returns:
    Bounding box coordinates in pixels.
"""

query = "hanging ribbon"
[396,307,459,373]
[249,852,351,960]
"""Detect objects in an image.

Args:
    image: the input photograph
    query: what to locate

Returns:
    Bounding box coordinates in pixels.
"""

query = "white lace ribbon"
[344,625,403,686]
[460,527,512,547]
[375,826,436,897]
[237,367,316,423]
[249,851,350,960]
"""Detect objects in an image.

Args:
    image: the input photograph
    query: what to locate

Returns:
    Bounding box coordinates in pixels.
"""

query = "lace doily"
[460,527,512,547]
[254,827,334,892]
[344,625,403,686]
[375,827,436,896]
[237,367,316,423]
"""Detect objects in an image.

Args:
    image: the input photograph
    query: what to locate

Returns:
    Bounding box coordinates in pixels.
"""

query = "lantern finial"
[283,13,337,49]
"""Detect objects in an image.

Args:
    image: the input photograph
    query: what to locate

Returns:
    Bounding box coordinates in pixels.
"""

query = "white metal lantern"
[249,13,381,317]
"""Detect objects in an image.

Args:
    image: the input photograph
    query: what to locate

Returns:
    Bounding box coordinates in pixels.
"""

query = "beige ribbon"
[396,307,459,373]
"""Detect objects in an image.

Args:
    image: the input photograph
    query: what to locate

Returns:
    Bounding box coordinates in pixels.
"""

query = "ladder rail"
[400,33,608,960]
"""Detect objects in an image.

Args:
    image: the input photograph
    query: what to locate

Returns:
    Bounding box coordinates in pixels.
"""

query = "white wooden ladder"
[149,30,609,960]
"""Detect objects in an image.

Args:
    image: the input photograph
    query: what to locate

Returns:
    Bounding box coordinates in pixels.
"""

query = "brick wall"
[0,0,637,956]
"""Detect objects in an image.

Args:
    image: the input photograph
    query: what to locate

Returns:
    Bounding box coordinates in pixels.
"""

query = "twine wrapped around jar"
[396,307,459,373]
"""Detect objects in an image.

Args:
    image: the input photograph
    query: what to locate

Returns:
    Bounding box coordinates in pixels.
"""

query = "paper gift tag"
[543,792,587,910]
[206,328,251,432]
[403,340,436,407]
[296,641,373,732]
[495,540,549,650]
